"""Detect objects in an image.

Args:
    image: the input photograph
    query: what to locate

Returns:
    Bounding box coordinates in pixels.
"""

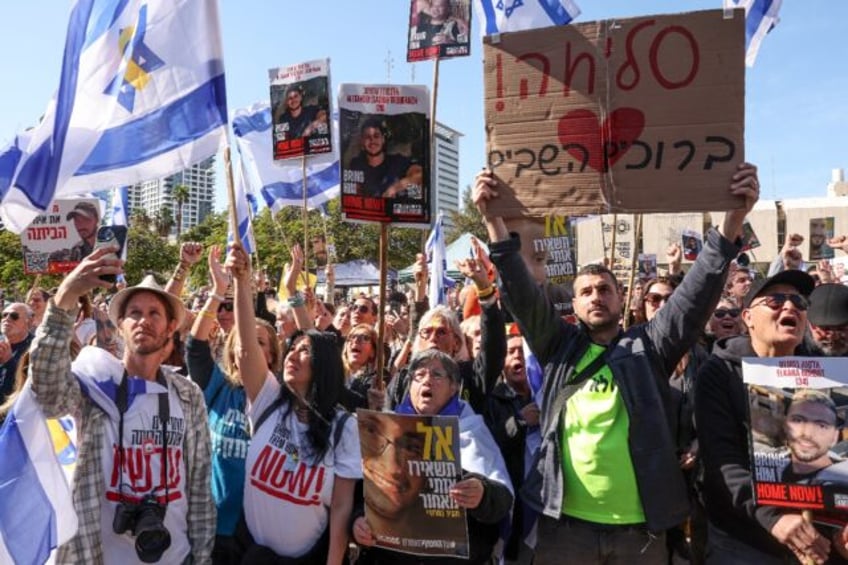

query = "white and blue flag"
[425,211,455,307]
[229,157,258,254]
[232,102,340,213]
[476,0,581,36]
[0,384,78,564]
[724,0,782,66]
[0,0,228,233]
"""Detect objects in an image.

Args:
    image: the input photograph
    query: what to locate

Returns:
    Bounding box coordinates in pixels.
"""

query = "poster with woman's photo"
[357,410,469,558]
[339,83,430,226]
[407,0,471,62]
[269,58,332,160]
[810,217,835,261]
[743,357,848,528]
[681,229,703,261]
[637,253,657,281]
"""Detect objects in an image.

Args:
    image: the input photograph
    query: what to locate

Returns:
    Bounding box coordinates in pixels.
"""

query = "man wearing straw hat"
[28,247,215,563]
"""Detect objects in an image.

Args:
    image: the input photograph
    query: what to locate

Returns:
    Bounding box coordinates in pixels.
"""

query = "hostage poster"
[407,0,471,62]
[269,58,332,160]
[357,410,469,558]
[339,83,430,226]
[743,357,848,528]
[21,198,102,274]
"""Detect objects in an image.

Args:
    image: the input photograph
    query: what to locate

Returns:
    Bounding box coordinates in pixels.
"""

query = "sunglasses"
[419,326,449,339]
[348,334,372,344]
[713,308,740,319]
[353,304,372,314]
[218,302,234,313]
[644,293,672,307]
[1,311,20,321]
[752,293,809,312]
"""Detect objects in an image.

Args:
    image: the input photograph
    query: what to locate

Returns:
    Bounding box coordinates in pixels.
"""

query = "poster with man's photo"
[269,58,332,160]
[743,357,848,528]
[741,221,761,252]
[339,83,430,226]
[681,229,703,261]
[357,410,469,558]
[407,0,471,62]
[21,198,102,274]
[638,253,657,281]
[810,217,835,261]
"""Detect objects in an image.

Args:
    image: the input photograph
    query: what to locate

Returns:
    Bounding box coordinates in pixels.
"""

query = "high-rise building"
[432,122,462,226]
[127,156,216,235]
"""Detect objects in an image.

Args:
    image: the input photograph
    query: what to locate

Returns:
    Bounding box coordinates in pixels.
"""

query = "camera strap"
[115,370,171,506]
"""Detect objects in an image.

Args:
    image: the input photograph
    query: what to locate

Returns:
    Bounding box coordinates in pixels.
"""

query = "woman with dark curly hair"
[228,244,360,565]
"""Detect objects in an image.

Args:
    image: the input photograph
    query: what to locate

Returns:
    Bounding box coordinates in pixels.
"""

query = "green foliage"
[0,229,63,298]
[124,224,179,285]
[172,184,190,239]
[447,186,487,244]
[154,204,175,238]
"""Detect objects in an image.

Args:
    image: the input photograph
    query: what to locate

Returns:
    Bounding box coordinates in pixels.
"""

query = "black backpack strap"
[551,338,618,420]
[252,396,285,435]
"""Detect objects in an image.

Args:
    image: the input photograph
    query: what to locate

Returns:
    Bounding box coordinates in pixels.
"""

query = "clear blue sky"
[0,1,845,211]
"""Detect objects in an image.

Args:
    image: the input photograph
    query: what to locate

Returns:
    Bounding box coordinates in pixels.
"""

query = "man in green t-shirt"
[472,163,760,563]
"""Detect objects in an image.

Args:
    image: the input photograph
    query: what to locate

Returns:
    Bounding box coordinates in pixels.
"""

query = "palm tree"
[154,204,175,239]
[131,209,153,232]
[172,184,190,239]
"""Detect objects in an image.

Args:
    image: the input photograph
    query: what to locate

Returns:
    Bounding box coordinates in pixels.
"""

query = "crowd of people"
[5,160,848,564]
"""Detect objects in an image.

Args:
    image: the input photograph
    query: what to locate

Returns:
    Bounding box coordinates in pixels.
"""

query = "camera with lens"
[112,495,171,563]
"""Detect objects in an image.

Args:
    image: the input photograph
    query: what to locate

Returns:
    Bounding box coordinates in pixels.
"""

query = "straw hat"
[108,274,186,327]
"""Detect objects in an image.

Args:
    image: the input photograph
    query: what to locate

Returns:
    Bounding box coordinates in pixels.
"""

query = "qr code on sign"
[25,251,48,273]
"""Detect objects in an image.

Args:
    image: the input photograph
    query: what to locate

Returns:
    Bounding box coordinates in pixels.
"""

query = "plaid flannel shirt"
[29,301,215,564]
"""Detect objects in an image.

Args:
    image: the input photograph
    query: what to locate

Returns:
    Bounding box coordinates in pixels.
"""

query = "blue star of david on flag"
[496,0,524,18]
[477,0,580,36]
[104,5,164,112]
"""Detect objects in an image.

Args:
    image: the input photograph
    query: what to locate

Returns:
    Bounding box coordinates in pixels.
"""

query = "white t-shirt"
[98,381,191,564]
[244,376,361,558]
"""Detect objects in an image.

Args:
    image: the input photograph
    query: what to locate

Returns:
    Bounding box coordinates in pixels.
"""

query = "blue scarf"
[396,392,463,416]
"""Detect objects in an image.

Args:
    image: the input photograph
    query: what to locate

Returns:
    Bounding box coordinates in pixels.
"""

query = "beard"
[126,331,171,356]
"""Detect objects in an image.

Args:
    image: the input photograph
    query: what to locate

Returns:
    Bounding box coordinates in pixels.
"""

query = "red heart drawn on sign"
[557,108,645,173]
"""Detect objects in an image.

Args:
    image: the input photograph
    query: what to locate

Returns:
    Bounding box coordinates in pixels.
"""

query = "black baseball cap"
[808,283,848,327]
[742,270,815,309]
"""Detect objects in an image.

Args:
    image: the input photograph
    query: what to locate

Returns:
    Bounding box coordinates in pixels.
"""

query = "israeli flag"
[229,157,258,255]
[724,0,782,66]
[0,384,78,564]
[476,0,581,36]
[232,102,340,213]
[425,212,455,307]
[0,0,228,233]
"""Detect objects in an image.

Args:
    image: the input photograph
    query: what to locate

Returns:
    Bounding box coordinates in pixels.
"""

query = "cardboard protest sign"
[407,0,471,62]
[269,59,332,160]
[681,229,702,261]
[358,410,469,558]
[810,217,835,261]
[339,84,430,226]
[744,357,848,527]
[483,9,745,218]
[21,198,102,274]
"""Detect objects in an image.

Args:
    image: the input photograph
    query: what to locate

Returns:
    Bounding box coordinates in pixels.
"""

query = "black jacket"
[695,335,795,559]
[490,227,739,531]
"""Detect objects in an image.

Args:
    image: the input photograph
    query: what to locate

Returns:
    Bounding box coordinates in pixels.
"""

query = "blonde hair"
[223,318,282,384]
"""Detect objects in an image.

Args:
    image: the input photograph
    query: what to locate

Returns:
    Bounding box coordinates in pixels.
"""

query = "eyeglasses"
[353,304,371,314]
[752,293,809,312]
[360,420,424,462]
[349,334,372,344]
[713,308,741,319]
[218,302,234,313]
[1,311,20,321]
[644,293,672,307]
[418,326,449,339]
[411,367,451,383]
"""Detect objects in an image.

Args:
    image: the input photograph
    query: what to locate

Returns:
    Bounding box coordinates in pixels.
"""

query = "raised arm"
[165,241,203,297]
[282,244,314,331]
[226,244,265,402]
[185,244,227,390]
[31,247,122,416]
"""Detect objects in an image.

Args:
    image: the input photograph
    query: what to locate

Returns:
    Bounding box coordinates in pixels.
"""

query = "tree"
[131,209,152,232]
[172,184,190,240]
[124,224,179,285]
[154,204,175,238]
[447,186,487,244]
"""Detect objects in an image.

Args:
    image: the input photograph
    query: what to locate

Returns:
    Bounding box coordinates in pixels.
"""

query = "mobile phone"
[93,225,128,282]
